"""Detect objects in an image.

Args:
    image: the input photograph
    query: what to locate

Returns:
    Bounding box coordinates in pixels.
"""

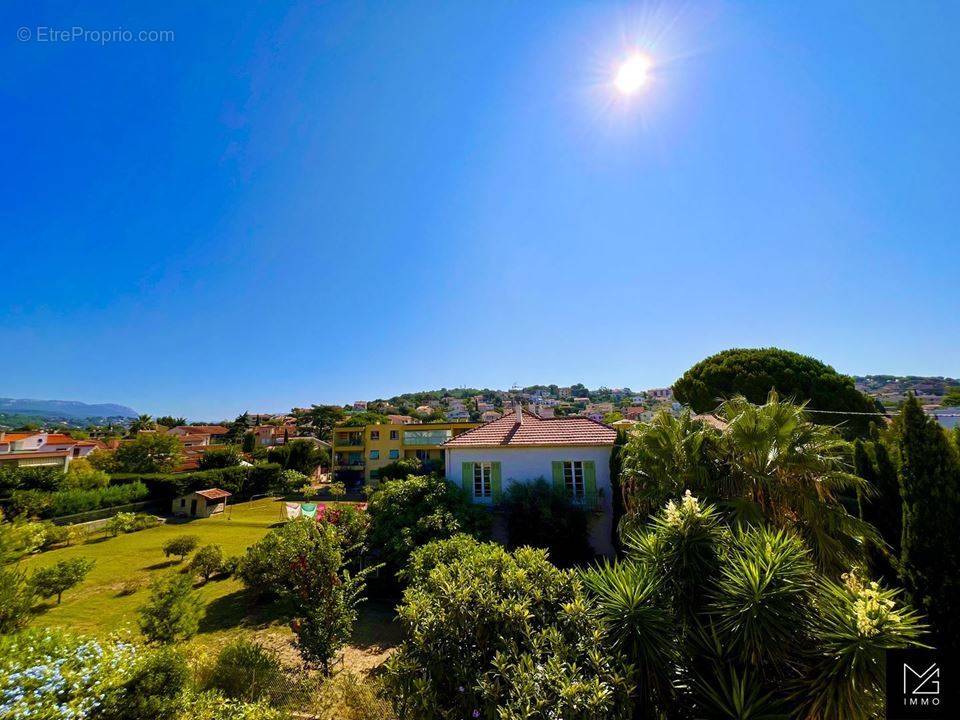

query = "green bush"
[63,459,110,490]
[199,445,243,470]
[31,557,95,604]
[190,544,225,582]
[206,639,284,703]
[138,572,204,643]
[502,478,592,567]
[0,566,34,633]
[109,463,282,501]
[366,474,489,584]
[38,521,69,549]
[0,464,63,494]
[163,534,199,562]
[386,537,631,719]
[132,512,162,530]
[105,511,137,536]
[100,646,189,720]
[10,482,149,519]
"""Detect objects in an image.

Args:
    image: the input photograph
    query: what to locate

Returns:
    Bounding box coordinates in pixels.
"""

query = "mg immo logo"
[903,662,940,707]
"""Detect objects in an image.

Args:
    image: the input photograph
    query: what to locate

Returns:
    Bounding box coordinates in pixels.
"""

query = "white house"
[443,406,617,556]
[0,431,97,471]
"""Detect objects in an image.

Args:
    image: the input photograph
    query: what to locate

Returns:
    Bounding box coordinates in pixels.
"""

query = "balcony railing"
[333,436,364,448]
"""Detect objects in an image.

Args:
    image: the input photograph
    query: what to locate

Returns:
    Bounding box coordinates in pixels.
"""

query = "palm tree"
[128,414,155,434]
[716,393,877,573]
[620,393,877,574]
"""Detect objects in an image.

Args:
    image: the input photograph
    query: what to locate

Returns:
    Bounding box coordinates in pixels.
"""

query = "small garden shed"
[172,488,232,518]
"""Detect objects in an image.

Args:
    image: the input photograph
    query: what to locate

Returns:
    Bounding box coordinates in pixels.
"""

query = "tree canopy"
[673,348,881,436]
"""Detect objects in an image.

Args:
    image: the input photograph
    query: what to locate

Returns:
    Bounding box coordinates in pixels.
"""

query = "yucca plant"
[581,493,926,720]
[581,560,675,714]
[709,526,815,666]
[794,571,927,720]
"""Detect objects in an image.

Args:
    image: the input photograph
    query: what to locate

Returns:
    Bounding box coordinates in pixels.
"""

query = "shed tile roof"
[195,488,232,500]
[443,410,616,448]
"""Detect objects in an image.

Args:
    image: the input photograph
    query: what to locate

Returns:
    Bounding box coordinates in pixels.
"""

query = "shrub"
[31,557,95,604]
[132,512,162,530]
[502,478,592,567]
[267,439,326,475]
[190,544,225,582]
[199,445,243,470]
[0,566,34,633]
[582,493,928,720]
[106,511,137,536]
[63,458,110,490]
[386,537,631,719]
[67,523,91,546]
[366,474,489,583]
[221,554,241,577]
[239,519,376,673]
[0,628,136,718]
[0,465,63,493]
[38,521,70,549]
[163,534,200,562]
[376,457,423,482]
[274,469,308,496]
[138,572,204,643]
[206,639,284,703]
[312,672,395,720]
[0,514,49,561]
[242,432,256,453]
[11,482,150,519]
[100,646,190,720]
[178,690,289,720]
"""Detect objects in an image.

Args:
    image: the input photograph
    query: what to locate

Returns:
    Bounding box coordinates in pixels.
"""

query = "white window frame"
[473,462,493,499]
[563,460,585,501]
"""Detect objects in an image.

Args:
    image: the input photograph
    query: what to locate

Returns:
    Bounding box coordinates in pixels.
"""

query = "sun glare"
[614,54,652,95]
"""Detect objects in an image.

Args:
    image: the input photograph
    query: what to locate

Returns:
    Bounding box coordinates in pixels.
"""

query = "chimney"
[514,400,523,425]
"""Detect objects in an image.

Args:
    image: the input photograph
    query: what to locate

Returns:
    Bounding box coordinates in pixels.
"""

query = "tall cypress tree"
[898,394,960,655]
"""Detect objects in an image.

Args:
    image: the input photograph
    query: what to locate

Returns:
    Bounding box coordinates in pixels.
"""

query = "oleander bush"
[8,482,149,519]
[386,537,632,719]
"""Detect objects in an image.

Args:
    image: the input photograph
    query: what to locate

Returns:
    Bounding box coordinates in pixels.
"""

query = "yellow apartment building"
[332,420,480,485]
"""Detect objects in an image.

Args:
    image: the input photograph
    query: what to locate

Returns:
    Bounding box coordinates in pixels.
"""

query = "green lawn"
[17,498,400,670]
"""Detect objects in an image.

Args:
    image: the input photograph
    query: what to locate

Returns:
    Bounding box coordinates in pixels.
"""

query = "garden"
[1,388,958,719]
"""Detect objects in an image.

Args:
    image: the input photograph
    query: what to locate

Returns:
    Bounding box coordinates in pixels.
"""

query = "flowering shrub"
[0,629,135,719]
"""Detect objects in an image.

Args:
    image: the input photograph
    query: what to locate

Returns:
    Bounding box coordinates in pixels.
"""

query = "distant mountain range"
[0,398,138,420]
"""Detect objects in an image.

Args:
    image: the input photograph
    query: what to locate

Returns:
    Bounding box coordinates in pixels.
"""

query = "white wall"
[446,445,614,556]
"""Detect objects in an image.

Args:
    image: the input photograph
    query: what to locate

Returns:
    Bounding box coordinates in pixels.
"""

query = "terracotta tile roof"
[195,488,232,500]
[173,425,229,435]
[692,413,729,431]
[0,450,71,460]
[444,410,616,448]
[0,433,40,443]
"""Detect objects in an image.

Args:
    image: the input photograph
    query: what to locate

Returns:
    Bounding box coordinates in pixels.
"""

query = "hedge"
[9,482,150,519]
[109,463,283,502]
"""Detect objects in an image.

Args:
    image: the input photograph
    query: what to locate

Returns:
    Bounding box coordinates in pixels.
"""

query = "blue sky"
[2,1,958,419]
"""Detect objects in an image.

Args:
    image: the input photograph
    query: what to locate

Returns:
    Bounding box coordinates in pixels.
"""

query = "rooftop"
[443,410,616,448]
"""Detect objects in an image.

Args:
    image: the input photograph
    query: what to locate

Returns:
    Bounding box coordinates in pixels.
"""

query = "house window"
[390,430,399,440]
[415,449,430,461]
[473,462,492,499]
[180,499,186,507]
[370,450,379,460]
[389,449,399,460]
[370,430,379,440]
[563,461,585,501]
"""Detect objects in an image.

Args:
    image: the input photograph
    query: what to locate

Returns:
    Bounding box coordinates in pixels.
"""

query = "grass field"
[17,498,401,671]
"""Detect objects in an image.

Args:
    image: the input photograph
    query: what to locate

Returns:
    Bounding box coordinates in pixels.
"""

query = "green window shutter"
[491,462,502,503]
[552,461,564,492]
[462,462,474,496]
[583,461,597,498]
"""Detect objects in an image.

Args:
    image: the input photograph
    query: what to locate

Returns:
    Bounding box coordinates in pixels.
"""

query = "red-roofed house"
[0,431,98,470]
[443,405,618,555]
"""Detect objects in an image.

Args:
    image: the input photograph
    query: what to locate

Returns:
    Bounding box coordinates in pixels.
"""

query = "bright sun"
[614,54,652,95]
